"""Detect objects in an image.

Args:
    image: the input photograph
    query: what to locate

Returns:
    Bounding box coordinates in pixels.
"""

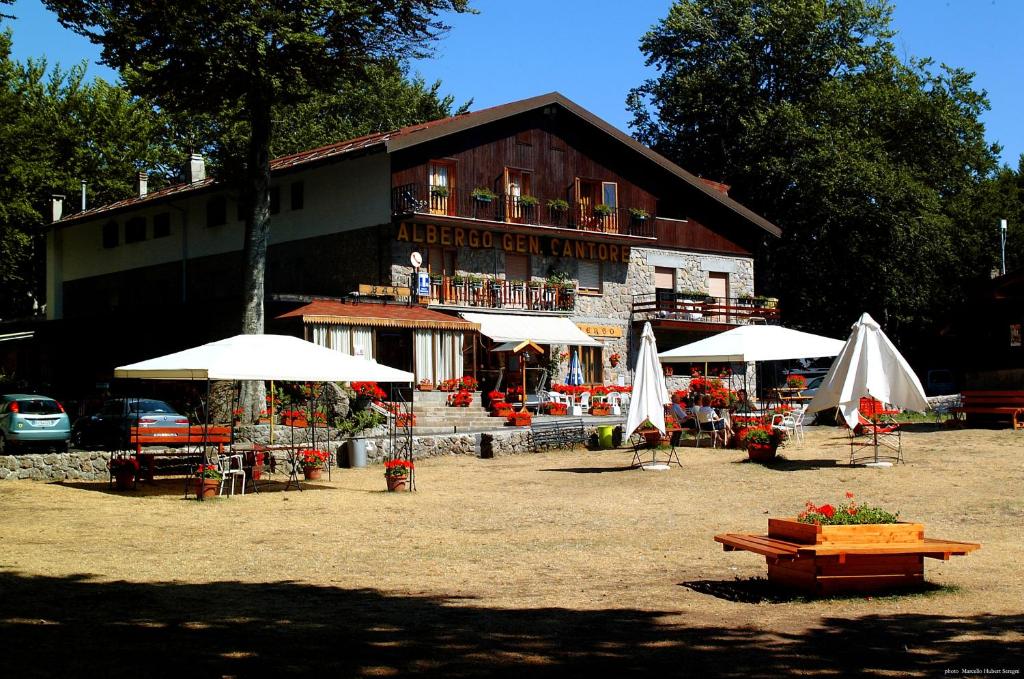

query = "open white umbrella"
[807,313,928,427]
[659,324,845,363]
[625,322,670,437]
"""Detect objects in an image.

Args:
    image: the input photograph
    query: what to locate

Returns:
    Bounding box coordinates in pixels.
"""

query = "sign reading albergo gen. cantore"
[396,223,630,263]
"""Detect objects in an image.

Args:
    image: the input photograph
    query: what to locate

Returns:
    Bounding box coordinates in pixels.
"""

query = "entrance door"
[376,330,413,374]
[708,272,729,322]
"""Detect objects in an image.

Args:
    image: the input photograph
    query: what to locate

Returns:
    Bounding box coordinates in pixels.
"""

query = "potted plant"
[663,365,674,377]
[591,401,610,416]
[628,207,649,221]
[785,374,808,390]
[110,456,139,490]
[738,426,786,461]
[194,463,222,499]
[547,198,569,212]
[507,411,532,427]
[545,402,568,416]
[300,449,328,480]
[430,185,449,198]
[468,275,483,291]
[418,378,434,392]
[471,187,496,203]
[509,279,526,293]
[258,409,271,425]
[518,194,539,209]
[384,459,413,492]
[448,389,473,407]
[458,375,479,391]
[593,203,614,217]
[451,273,465,287]
[608,352,621,368]
[527,279,543,289]
[396,412,416,428]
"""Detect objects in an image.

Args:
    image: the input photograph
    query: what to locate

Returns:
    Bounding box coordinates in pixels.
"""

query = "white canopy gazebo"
[658,325,845,364]
[114,334,414,382]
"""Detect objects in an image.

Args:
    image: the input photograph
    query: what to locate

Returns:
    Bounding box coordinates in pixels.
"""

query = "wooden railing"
[392,184,656,238]
[425,276,576,311]
[632,293,780,325]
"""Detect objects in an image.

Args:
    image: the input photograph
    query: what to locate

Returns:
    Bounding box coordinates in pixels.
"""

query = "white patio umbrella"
[625,322,670,437]
[565,350,584,386]
[807,313,928,428]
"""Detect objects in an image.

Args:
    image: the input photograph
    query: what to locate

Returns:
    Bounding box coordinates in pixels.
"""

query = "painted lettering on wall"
[396,223,630,263]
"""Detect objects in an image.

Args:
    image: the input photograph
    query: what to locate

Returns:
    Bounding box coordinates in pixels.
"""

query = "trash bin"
[348,438,367,468]
[597,425,615,449]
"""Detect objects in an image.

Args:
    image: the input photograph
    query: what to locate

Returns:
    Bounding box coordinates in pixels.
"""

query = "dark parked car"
[71,398,189,449]
[0,394,72,453]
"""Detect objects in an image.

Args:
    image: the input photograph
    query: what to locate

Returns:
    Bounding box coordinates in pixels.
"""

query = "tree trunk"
[238,99,273,422]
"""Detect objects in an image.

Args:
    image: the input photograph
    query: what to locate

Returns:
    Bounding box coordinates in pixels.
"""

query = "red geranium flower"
[819,504,835,518]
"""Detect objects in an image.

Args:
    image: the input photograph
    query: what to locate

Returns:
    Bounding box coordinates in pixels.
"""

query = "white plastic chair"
[605,392,622,415]
[217,453,246,496]
[772,405,807,444]
[578,391,591,413]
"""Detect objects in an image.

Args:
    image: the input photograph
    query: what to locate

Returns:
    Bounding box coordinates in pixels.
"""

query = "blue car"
[0,394,72,453]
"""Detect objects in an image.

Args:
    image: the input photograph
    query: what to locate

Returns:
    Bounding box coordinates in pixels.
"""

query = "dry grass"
[0,424,1022,677]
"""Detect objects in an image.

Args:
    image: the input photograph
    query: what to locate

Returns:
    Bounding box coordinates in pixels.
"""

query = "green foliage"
[0,29,182,319]
[42,0,472,339]
[797,494,900,525]
[628,0,1002,357]
[547,198,569,211]
[338,408,386,437]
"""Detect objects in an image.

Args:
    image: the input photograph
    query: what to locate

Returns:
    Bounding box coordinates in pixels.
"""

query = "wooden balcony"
[632,293,780,327]
[425,277,575,312]
[392,184,657,238]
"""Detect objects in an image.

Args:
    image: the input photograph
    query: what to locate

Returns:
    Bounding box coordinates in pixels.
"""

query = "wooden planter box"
[716,518,979,596]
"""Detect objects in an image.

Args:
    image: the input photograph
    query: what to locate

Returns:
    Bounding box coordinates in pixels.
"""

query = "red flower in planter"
[448,389,473,407]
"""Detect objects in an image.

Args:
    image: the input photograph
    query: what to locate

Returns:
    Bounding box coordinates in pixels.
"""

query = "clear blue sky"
[6,0,1022,166]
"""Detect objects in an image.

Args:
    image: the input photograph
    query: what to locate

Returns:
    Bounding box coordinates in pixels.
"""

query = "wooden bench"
[952,390,1024,430]
[530,418,586,451]
[714,530,980,595]
[129,425,233,482]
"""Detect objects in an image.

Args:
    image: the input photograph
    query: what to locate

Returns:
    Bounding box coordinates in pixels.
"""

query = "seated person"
[671,395,697,429]
[697,395,734,444]
[734,389,758,413]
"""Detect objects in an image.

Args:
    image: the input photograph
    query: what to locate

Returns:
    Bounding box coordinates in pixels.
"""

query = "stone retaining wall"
[0,424,605,482]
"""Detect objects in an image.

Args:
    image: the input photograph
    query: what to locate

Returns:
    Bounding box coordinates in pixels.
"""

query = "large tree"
[0,29,181,320]
[628,0,1001,359]
[44,1,471,417]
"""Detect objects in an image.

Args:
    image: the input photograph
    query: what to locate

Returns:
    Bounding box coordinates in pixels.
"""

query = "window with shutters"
[580,345,603,384]
[428,160,456,216]
[428,245,456,277]
[578,260,601,294]
[102,221,119,249]
[124,217,146,244]
[505,254,529,282]
[153,212,171,238]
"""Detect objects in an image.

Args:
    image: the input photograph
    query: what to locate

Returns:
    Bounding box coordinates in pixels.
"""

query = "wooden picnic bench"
[952,390,1024,430]
[530,418,586,451]
[129,425,233,482]
[714,521,980,595]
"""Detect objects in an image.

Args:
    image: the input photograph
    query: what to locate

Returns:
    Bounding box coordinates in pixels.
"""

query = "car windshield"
[126,400,176,414]
[16,399,62,415]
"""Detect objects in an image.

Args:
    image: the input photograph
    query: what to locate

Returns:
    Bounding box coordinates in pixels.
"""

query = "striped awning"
[277,300,478,331]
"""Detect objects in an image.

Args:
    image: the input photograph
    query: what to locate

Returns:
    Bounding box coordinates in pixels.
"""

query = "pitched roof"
[277,300,479,331]
[54,92,780,236]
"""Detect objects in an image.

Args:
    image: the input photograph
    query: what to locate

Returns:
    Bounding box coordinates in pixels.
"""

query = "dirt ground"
[0,424,1021,677]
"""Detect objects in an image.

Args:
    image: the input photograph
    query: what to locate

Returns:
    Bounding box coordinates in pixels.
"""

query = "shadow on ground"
[58,477,338,499]
[0,572,1019,677]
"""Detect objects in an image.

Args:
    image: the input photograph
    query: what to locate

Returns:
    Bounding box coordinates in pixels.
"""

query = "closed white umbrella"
[807,313,929,427]
[625,322,670,437]
[566,350,584,386]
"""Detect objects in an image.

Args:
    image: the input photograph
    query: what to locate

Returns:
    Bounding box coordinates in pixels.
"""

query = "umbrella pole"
[269,380,275,445]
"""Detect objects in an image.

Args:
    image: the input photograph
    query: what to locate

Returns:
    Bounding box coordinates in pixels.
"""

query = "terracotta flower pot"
[303,466,322,480]
[747,442,777,462]
[114,470,135,490]
[386,475,408,492]
[195,478,219,499]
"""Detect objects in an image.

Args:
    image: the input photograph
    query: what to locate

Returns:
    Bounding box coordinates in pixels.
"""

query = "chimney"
[136,171,148,198]
[186,154,206,184]
[50,195,66,223]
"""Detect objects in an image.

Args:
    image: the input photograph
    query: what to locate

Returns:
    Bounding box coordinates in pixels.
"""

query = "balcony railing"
[632,293,780,325]
[392,184,656,238]
[425,276,575,312]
